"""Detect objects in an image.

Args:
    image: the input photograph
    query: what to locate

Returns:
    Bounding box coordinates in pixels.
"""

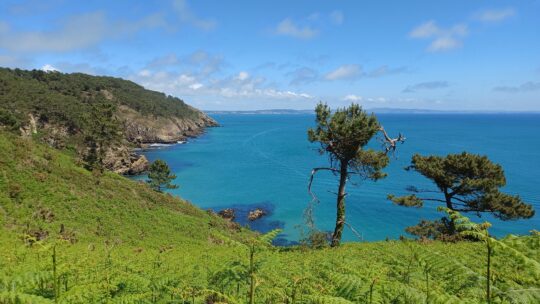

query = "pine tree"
[389,152,534,238]
[308,102,389,247]
[147,160,178,192]
[82,102,121,173]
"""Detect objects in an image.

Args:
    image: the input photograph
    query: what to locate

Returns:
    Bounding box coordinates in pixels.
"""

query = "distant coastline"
[205,108,540,115]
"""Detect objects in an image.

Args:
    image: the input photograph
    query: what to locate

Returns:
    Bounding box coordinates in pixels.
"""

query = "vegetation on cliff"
[0,67,217,174]
[0,68,211,132]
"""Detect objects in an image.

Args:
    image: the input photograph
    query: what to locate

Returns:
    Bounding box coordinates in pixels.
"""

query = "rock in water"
[248,208,267,221]
[218,208,236,221]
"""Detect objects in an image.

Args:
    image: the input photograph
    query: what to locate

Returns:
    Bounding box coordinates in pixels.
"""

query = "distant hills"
[206,108,540,115]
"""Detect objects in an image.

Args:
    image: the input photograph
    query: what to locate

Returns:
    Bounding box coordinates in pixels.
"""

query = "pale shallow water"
[135,114,540,243]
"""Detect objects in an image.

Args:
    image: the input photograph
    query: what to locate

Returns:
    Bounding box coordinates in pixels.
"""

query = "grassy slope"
[0,133,539,303]
[0,132,248,247]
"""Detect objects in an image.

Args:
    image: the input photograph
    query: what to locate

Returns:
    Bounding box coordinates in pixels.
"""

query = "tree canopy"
[147,160,179,192]
[389,152,534,237]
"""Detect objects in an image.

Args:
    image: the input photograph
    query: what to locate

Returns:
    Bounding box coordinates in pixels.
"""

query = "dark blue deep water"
[136,114,540,242]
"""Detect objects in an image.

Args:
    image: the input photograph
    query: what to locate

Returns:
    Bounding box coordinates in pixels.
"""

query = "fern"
[0,291,53,304]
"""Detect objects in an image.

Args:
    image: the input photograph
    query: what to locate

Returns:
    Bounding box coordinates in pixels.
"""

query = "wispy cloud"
[274,18,318,39]
[286,64,406,84]
[273,11,345,40]
[475,8,516,23]
[409,20,468,52]
[493,81,540,93]
[0,11,166,52]
[343,94,362,102]
[172,0,216,30]
[287,67,319,85]
[367,65,408,77]
[130,57,313,102]
[403,81,449,93]
[146,50,225,76]
[325,64,362,81]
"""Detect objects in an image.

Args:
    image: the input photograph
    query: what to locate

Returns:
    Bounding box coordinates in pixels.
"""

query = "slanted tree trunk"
[331,160,348,247]
[444,190,456,234]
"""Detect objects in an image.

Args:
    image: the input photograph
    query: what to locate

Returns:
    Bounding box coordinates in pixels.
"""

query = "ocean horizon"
[135,113,540,243]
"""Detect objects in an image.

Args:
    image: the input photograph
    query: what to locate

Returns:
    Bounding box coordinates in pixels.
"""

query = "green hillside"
[0,68,204,131]
[1,132,539,303]
[0,68,217,174]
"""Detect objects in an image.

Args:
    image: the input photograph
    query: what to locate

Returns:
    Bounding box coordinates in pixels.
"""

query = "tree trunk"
[331,160,348,247]
[444,190,456,234]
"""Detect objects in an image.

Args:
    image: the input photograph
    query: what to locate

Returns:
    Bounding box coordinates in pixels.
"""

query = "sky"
[1,0,539,111]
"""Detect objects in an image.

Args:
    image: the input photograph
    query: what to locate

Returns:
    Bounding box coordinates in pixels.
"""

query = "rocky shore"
[109,109,218,175]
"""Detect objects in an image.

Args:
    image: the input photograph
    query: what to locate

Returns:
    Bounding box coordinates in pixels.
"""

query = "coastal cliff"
[0,67,217,174]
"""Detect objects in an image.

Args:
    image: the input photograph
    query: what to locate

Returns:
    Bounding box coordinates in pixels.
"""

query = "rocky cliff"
[119,105,217,144]
[0,68,217,175]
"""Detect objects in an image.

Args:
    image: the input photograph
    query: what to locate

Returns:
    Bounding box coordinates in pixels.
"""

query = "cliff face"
[103,105,218,174]
[119,105,218,144]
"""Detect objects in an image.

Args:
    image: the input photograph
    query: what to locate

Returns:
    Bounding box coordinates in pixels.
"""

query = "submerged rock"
[217,208,236,221]
[248,208,267,221]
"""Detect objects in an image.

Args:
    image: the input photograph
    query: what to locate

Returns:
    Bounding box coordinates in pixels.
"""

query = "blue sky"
[1,0,539,111]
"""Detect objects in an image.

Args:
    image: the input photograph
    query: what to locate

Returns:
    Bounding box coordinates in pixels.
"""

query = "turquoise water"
[136,114,540,242]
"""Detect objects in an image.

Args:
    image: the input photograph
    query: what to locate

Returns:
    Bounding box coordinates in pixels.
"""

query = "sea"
[134,113,540,243]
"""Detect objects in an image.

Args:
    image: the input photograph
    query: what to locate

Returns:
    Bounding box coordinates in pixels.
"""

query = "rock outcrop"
[104,146,149,175]
[217,208,236,221]
[119,106,218,144]
[248,208,267,221]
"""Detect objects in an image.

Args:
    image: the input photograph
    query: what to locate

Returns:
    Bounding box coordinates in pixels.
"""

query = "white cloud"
[129,68,313,101]
[409,20,468,52]
[189,83,203,90]
[235,71,250,81]
[476,8,516,23]
[41,64,59,72]
[325,64,362,80]
[172,0,216,30]
[428,37,462,52]
[0,11,166,52]
[343,94,362,102]
[330,10,344,25]
[274,18,318,39]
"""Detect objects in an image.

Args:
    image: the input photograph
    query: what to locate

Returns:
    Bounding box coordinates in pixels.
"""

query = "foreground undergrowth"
[0,132,539,303]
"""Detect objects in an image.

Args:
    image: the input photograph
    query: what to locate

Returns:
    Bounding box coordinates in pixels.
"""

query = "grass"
[0,132,539,303]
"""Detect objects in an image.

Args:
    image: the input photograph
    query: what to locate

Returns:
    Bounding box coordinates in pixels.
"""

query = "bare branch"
[379,125,406,157]
[344,221,364,241]
[308,167,338,203]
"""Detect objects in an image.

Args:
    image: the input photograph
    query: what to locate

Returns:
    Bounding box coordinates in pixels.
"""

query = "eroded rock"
[248,208,267,221]
[217,208,236,221]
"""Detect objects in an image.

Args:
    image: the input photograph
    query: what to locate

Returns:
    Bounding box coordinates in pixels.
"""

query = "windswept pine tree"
[147,159,179,192]
[308,102,389,247]
[388,152,535,238]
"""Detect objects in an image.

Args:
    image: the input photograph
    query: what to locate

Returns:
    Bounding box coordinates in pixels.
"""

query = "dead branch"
[379,126,406,158]
[344,221,364,241]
